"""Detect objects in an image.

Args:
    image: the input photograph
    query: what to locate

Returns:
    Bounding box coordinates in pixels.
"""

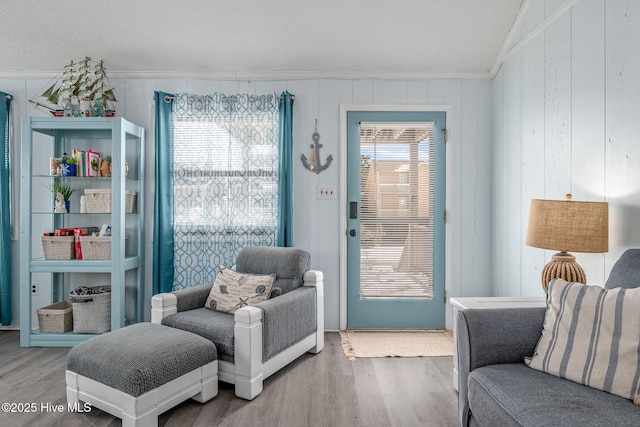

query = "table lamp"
[525,194,608,292]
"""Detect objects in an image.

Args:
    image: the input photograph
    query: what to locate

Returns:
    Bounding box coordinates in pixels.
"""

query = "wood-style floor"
[0,331,458,427]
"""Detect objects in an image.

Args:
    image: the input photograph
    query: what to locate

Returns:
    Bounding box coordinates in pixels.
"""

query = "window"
[170,94,279,289]
[359,122,434,298]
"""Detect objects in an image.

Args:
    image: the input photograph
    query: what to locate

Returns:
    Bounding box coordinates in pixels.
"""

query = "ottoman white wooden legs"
[66,323,218,427]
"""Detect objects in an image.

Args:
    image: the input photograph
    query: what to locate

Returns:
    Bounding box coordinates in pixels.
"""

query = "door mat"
[339,330,454,361]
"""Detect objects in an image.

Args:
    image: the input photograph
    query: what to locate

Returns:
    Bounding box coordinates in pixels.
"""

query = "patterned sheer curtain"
[170,93,280,290]
[1,92,13,325]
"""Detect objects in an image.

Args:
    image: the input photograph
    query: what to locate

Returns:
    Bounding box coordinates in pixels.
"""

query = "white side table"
[449,296,546,391]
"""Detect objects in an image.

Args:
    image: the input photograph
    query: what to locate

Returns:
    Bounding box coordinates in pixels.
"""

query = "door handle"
[350,201,358,219]
[349,229,357,237]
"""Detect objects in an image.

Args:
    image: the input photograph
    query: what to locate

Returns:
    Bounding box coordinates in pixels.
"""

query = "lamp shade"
[526,196,608,253]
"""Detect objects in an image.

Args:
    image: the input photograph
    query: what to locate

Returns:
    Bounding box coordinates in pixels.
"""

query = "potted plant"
[60,153,77,177]
[47,181,75,213]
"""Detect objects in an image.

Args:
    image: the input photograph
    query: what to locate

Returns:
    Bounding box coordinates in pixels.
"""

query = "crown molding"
[0,68,492,81]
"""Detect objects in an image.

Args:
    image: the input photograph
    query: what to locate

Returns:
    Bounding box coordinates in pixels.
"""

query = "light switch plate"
[317,185,337,200]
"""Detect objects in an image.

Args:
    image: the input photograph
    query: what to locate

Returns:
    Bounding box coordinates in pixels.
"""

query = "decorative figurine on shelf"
[100,156,112,176]
[28,57,118,117]
[48,181,74,213]
[54,192,68,213]
[93,99,105,117]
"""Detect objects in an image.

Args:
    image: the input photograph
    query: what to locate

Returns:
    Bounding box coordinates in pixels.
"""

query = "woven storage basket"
[79,236,112,260]
[84,189,136,213]
[37,301,73,333]
[41,236,75,260]
[79,236,128,260]
[69,286,111,334]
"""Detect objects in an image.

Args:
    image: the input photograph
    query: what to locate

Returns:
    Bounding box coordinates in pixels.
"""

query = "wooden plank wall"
[493,0,640,296]
[1,75,493,330]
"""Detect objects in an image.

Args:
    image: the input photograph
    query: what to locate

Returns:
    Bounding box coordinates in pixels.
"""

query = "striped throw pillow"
[526,278,640,403]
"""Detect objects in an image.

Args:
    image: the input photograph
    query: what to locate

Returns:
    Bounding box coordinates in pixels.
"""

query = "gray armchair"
[151,246,324,400]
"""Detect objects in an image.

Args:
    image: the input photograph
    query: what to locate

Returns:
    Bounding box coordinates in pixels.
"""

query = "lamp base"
[541,252,586,292]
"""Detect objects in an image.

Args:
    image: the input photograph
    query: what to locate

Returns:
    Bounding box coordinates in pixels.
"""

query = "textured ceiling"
[0,0,523,78]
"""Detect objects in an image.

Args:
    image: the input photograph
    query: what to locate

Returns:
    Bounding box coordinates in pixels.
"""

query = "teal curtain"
[0,93,12,325]
[153,91,175,294]
[277,91,294,247]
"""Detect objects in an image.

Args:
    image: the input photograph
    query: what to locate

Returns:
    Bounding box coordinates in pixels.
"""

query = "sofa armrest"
[151,283,213,323]
[237,269,324,363]
[303,270,324,353]
[458,307,546,369]
[256,285,319,361]
[457,307,546,427]
[303,269,323,286]
[231,269,324,400]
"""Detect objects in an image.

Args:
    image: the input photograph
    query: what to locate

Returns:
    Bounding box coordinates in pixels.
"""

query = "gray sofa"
[456,249,640,426]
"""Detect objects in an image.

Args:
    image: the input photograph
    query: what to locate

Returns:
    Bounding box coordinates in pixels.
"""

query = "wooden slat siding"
[0,331,457,427]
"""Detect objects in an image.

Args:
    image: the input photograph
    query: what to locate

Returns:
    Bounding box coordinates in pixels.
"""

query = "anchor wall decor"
[301,119,333,174]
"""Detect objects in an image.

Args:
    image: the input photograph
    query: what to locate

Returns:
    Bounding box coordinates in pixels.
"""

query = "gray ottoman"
[66,322,218,427]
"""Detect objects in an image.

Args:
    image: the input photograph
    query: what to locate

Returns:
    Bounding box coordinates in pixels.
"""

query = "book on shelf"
[86,150,101,177]
[49,157,60,176]
[53,228,74,236]
[72,149,85,176]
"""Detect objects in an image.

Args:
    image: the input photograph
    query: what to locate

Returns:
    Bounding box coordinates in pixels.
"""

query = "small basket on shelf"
[41,236,75,260]
[78,235,126,260]
[37,301,73,333]
[79,236,112,260]
[84,189,136,214]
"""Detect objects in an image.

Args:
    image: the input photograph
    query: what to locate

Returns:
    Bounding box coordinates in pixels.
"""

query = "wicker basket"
[70,286,111,334]
[84,189,136,213]
[37,301,73,333]
[79,236,128,260]
[79,236,112,260]
[41,236,75,260]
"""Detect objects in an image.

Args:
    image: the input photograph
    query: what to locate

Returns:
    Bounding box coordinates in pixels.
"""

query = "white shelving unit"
[20,117,145,347]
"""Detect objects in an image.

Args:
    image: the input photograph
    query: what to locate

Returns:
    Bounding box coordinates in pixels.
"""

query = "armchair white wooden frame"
[151,270,324,400]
